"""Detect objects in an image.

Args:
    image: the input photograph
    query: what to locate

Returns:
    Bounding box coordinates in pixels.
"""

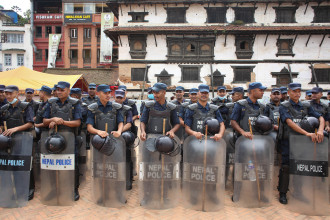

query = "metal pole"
[310,63,319,87]
[141,65,150,100]
[210,64,214,98]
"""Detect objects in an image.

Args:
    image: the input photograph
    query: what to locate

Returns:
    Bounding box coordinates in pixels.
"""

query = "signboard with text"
[64,14,92,23]
[100,13,114,65]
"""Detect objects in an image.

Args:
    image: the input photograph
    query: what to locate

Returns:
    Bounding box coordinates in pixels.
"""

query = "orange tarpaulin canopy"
[0,66,87,91]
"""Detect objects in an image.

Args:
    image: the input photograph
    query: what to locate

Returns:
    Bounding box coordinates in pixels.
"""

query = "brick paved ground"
[0,150,329,220]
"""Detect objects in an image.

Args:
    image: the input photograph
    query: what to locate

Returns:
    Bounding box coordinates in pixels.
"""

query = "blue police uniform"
[140,101,180,126]
[43,99,82,120]
[123,98,138,117]
[0,101,34,126]
[184,102,224,127]
[86,100,124,126]
[230,97,263,122]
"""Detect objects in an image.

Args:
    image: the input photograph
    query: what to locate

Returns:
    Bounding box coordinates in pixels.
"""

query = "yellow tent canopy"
[0,66,86,91]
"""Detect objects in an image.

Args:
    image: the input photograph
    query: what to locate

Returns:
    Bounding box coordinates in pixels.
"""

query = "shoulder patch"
[145,100,155,108]
[187,103,198,110]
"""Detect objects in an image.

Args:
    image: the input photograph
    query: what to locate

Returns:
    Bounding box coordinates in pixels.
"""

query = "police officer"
[139,83,180,206]
[310,87,330,132]
[42,81,82,201]
[280,86,289,102]
[35,86,52,127]
[184,84,225,204]
[86,85,124,203]
[0,85,7,108]
[114,89,134,190]
[178,88,198,122]
[305,90,312,101]
[52,84,58,97]
[140,82,180,141]
[185,84,225,140]
[211,86,231,106]
[230,82,267,140]
[277,83,324,204]
[0,85,35,200]
[70,88,87,126]
[24,88,40,115]
[118,85,139,128]
[219,87,244,128]
[264,88,281,131]
[82,83,99,106]
[140,87,153,115]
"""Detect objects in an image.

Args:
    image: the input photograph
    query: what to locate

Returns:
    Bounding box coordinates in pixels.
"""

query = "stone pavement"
[1,153,329,220]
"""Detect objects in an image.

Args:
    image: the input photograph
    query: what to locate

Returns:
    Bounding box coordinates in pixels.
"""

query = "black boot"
[29,168,35,201]
[28,189,35,201]
[278,165,289,205]
[279,192,287,204]
[74,188,80,201]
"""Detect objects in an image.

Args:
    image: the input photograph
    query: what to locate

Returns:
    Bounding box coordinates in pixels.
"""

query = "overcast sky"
[1,0,31,15]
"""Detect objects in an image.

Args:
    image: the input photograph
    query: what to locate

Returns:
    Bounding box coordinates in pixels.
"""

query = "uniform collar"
[155,100,167,108]
[246,97,259,105]
[197,101,210,110]
[289,99,302,106]
[97,100,111,107]
[123,98,128,104]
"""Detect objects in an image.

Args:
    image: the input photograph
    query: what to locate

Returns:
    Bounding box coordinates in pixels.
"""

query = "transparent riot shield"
[91,135,126,208]
[0,132,33,208]
[40,129,75,206]
[32,136,41,188]
[288,134,329,216]
[79,130,87,187]
[223,128,235,191]
[270,131,280,190]
[182,135,226,212]
[233,135,274,208]
[139,134,181,209]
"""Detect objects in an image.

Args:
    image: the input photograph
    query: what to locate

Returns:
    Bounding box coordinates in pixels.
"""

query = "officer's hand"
[317,130,324,143]
[53,117,64,125]
[273,125,279,131]
[325,126,330,133]
[33,116,36,121]
[242,131,253,140]
[97,130,109,138]
[2,127,18,136]
[49,121,56,129]
[140,131,146,141]
[306,133,317,143]
[111,131,121,138]
[166,130,175,139]
[193,131,204,140]
[211,133,223,141]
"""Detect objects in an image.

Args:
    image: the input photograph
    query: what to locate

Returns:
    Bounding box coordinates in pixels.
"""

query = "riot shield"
[79,130,87,187]
[91,134,126,207]
[0,132,33,208]
[139,134,181,209]
[223,128,235,190]
[270,131,280,190]
[175,126,185,144]
[40,129,75,206]
[32,136,41,188]
[233,135,274,208]
[182,135,226,212]
[288,134,329,216]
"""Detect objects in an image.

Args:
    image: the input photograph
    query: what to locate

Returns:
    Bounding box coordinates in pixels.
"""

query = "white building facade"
[0,13,33,72]
[105,0,330,96]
